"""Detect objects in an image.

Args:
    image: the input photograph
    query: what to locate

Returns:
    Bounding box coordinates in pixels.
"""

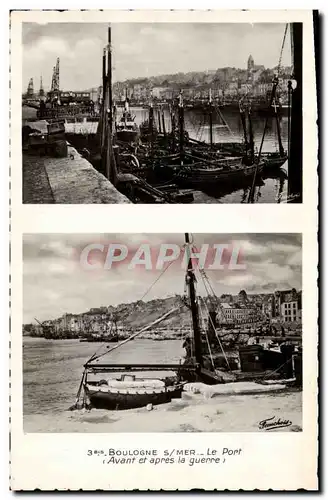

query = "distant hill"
[107,295,214,329]
[23,294,217,338]
[113,65,293,92]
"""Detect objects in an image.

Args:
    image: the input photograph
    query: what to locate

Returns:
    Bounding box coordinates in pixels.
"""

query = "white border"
[9,9,319,491]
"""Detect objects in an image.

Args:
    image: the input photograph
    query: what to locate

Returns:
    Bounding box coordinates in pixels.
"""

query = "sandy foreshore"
[24,389,302,433]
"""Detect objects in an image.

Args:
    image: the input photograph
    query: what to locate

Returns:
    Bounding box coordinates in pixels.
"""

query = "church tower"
[247,54,255,73]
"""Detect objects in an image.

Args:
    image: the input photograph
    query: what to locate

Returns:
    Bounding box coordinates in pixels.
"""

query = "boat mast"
[101,48,107,151]
[239,101,249,155]
[103,24,118,185]
[161,107,166,138]
[149,96,154,157]
[178,91,184,166]
[248,107,255,163]
[107,25,113,136]
[184,233,203,367]
[273,99,284,157]
[209,88,213,148]
[124,87,128,128]
[256,76,279,160]
[157,108,162,134]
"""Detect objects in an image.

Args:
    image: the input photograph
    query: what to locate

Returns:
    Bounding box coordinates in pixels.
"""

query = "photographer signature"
[258,416,292,431]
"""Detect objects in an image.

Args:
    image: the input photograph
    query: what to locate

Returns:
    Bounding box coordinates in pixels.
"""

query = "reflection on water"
[129,106,289,204]
[23,104,289,203]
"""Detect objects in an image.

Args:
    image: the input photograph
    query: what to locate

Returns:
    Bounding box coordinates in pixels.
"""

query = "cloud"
[23,234,301,323]
[22,22,292,92]
[287,250,302,267]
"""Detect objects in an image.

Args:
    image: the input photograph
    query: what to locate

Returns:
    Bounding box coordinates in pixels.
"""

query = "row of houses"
[26,288,302,337]
[217,289,302,325]
[262,289,302,323]
[113,78,291,103]
[31,306,124,337]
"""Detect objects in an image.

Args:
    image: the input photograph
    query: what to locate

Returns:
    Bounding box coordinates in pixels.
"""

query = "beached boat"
[84,374,183,410]
[70,234,302,412]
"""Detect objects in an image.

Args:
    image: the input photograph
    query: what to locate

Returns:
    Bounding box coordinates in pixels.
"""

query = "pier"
[23,144,131,204]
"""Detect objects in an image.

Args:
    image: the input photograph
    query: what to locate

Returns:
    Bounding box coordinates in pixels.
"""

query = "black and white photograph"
[11,8,318,492]
[22,21,303,204]
[23,233,303,433]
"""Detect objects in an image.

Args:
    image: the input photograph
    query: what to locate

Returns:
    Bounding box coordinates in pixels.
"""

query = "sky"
[23,233,302,324]
[22,22,292,92]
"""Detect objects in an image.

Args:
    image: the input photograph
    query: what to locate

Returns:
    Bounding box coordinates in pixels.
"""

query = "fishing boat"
[70,234,219,411]
[115,96,140,144]
[262,151,288,170]
[70,234,302,413]
[84,374,184,410]
[174,159,264,187]
[167,92,265,188]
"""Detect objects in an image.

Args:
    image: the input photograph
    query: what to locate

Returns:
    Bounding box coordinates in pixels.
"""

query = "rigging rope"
[87,306,183,364]
[198,265,229,324]
[187,254,231,371]
[86,253,182,364]
[199,296,216,372]
[71,305,183,409]
[277,24,289,77]
[197,274,231,371]
[262,356,293,380]
[214,104,234,136]
[246,23,289,204]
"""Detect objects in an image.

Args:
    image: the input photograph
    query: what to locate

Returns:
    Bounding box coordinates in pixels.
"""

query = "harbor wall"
[23,144,131,204]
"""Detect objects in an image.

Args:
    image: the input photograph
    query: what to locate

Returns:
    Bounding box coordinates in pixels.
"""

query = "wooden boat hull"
[175,162,264,187]
[263,154,288,170]
[116,129,139,144]
[85,383,183,410]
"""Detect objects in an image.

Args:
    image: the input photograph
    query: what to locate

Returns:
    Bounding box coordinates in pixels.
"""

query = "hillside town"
[112,56,292,105]
[23,55,292,107]
[23,287,302,340]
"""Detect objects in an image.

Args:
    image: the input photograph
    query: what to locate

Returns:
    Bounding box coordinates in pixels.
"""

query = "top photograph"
[21,20,305,204]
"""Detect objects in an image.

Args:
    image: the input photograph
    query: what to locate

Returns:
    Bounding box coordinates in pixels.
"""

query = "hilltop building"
[247,54,255,74]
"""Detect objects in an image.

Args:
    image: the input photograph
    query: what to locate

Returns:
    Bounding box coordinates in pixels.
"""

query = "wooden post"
[288,22,303,203]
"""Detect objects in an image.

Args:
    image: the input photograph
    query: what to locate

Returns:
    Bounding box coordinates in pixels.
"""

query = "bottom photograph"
[23,232,302,433]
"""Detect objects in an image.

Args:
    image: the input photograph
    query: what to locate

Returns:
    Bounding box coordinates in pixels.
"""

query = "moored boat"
[174,159,264,187]
[115,97,140,144]
[262,152,288,170]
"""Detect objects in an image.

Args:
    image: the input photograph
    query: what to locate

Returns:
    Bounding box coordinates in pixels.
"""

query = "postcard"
[10,9,318,491]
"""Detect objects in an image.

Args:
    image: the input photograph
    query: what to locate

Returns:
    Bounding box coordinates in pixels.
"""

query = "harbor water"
[23,105,289,204]
[65,106,289,204]
[23,337,302,432]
